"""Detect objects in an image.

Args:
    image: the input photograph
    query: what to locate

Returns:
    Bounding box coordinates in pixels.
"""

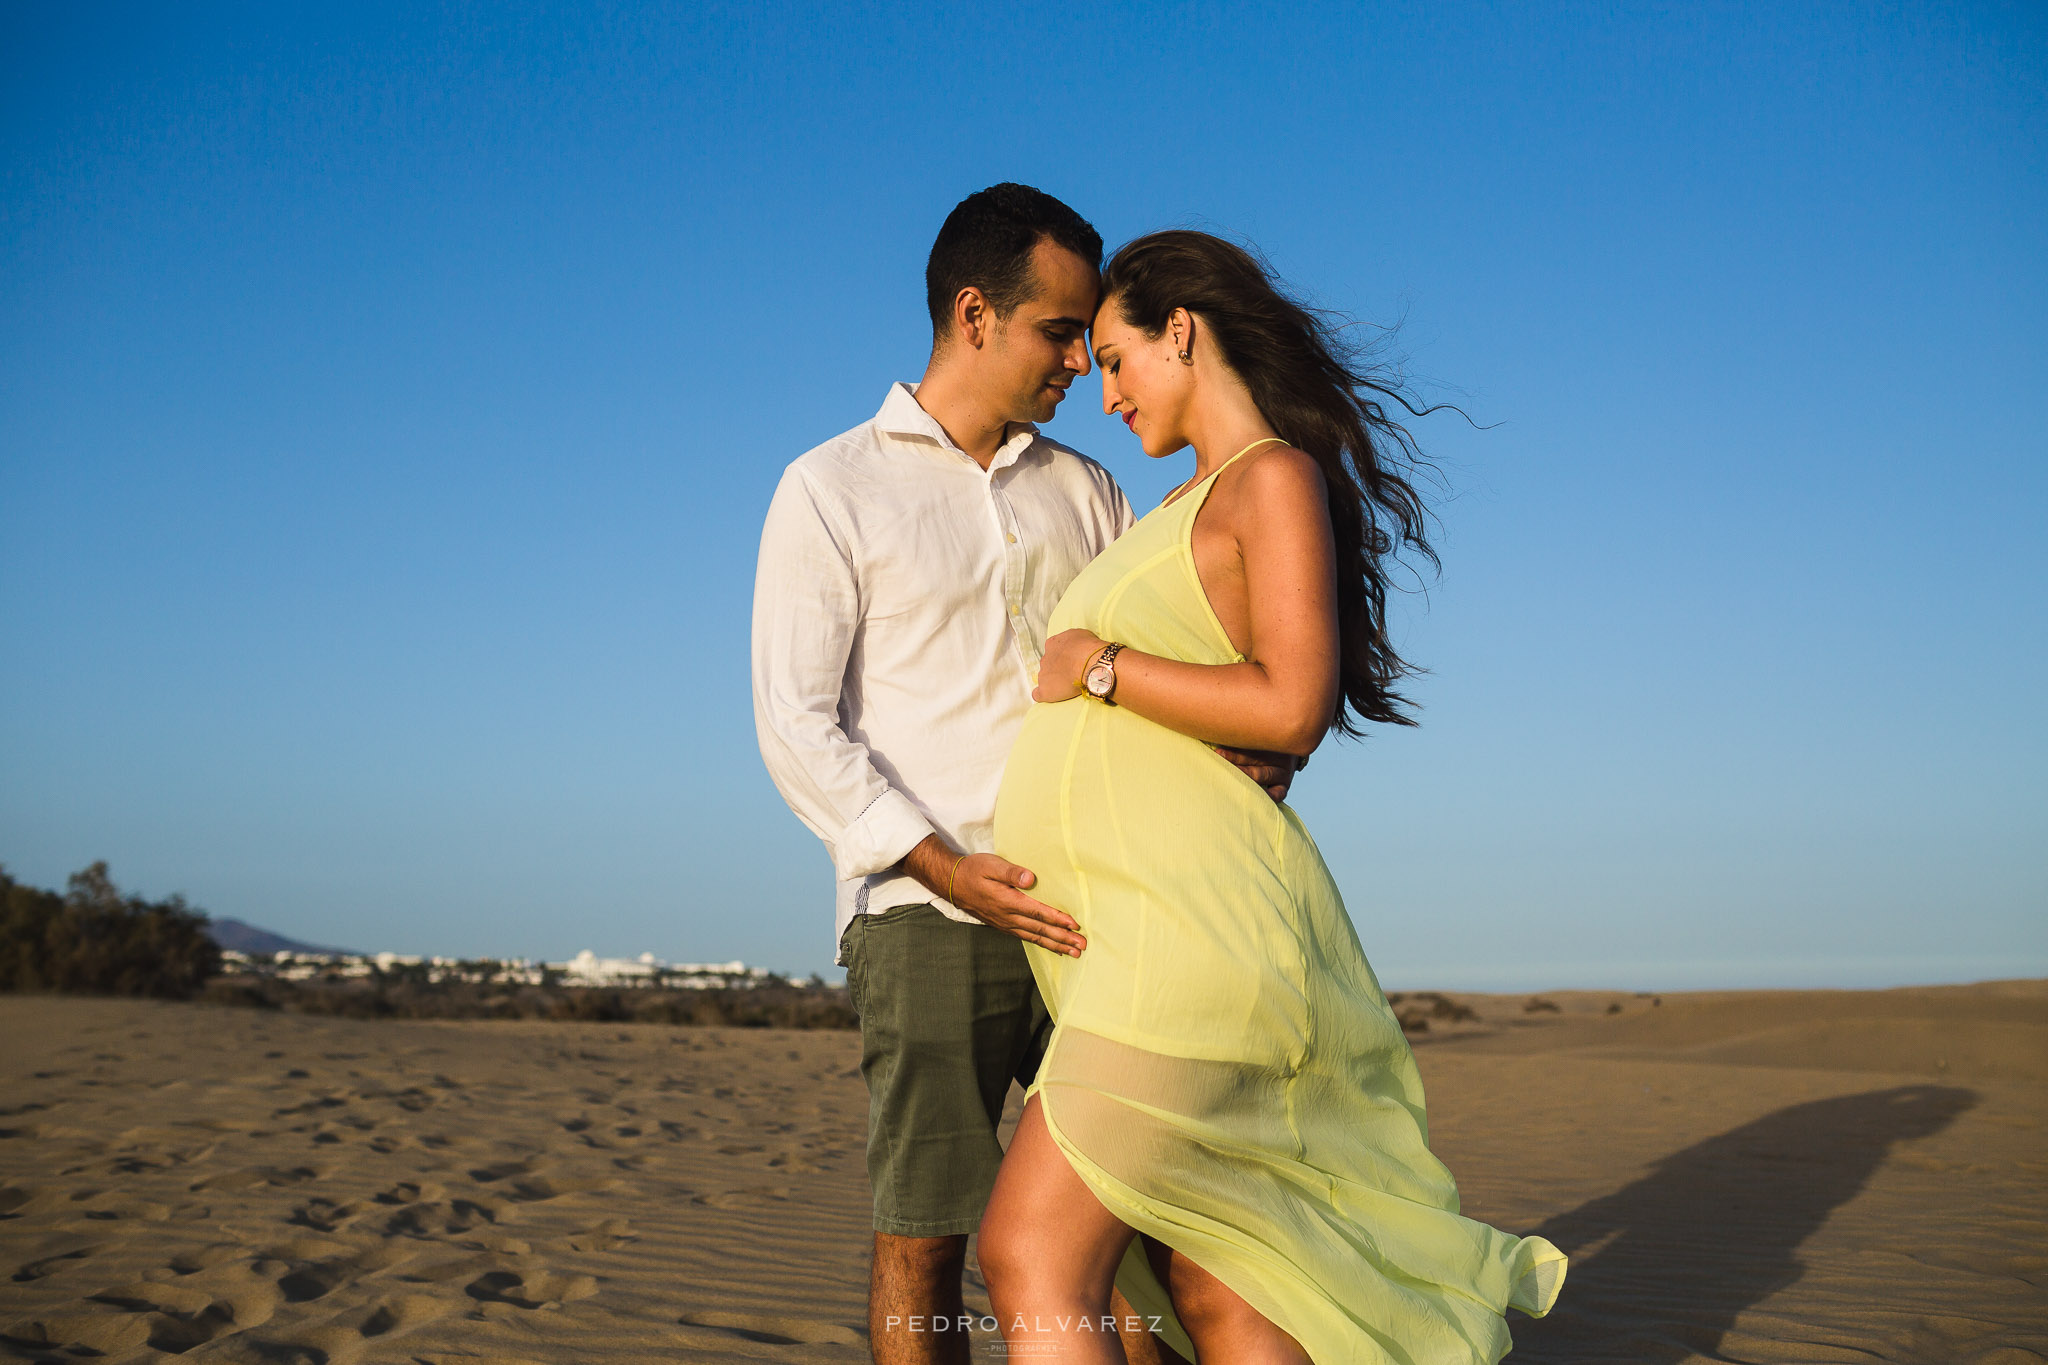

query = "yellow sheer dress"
[992,442,1565,1365]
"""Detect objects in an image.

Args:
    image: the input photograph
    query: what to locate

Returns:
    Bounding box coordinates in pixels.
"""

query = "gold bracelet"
[946,853,968,906]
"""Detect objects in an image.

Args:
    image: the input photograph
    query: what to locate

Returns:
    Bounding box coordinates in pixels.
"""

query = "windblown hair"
[926,183,1103,344]
[1101,230,1442,734]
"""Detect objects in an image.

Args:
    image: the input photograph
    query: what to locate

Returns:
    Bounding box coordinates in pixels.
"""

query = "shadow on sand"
[1509,1084,1976,1363]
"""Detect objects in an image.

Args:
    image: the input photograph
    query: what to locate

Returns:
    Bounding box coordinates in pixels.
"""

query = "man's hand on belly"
[1214,746,1303,803]
[900,834,1087,958]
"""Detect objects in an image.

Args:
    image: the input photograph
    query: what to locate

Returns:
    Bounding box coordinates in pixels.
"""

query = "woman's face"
[1092,296,1193,459]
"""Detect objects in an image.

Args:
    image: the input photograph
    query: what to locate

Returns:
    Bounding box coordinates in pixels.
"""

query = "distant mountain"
[204,917,359,958]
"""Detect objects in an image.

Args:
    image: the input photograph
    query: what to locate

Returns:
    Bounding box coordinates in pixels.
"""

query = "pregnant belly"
[993,701,1086,875]
[998,699,1291,871]
[996,700,1322,1059]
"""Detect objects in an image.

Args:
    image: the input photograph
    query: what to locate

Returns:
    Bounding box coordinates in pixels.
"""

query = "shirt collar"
[874,382,1040,472]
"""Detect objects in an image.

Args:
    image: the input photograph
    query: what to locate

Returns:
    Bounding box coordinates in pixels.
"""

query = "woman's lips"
[1122,410,1136,428]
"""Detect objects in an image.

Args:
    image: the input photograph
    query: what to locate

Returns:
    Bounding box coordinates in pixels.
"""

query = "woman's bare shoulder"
[1227,443,1329,520]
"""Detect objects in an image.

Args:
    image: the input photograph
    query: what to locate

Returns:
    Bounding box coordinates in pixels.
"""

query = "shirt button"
[1006,533,1017,543]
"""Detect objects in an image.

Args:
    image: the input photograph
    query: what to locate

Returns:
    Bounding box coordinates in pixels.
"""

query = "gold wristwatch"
[1083,643,1124,704]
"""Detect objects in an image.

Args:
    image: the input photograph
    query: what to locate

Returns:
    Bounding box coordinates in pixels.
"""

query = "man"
[752,184,1291,1365]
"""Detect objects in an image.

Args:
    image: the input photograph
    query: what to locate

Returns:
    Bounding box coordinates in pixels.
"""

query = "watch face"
[1085,661,1113,696]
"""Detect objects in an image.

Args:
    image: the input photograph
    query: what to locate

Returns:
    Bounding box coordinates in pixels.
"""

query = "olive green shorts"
[840,903,1053,1237]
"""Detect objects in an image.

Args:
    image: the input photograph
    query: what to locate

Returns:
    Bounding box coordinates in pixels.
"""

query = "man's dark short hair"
[925,183,1103,344]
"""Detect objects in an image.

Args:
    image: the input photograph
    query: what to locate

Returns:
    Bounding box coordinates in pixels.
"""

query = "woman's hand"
[1033,629,1107,703]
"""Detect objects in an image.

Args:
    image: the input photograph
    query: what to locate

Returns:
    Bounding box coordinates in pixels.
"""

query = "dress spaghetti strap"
[1160,435,1291,508]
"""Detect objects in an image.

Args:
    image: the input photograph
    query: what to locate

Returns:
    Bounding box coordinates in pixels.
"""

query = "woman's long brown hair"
[1102,229,1443,735]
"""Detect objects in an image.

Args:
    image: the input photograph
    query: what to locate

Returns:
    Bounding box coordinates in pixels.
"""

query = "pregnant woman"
[984,231,1565,1364]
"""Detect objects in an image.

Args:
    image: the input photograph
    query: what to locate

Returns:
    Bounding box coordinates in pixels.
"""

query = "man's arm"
[752,468,935,879]
[751,469,1085,955]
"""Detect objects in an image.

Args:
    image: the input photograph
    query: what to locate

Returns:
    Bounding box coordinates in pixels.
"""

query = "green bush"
[198,974,857,1029]
[0,861,222,999]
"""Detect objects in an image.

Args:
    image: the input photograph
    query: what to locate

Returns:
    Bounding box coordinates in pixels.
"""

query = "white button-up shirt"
[752,383,1135,961]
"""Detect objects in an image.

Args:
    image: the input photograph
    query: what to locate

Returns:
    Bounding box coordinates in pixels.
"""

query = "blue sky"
[3,2,2042,987]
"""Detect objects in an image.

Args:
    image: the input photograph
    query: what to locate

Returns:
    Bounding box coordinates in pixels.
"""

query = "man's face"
[986,239,1099,424]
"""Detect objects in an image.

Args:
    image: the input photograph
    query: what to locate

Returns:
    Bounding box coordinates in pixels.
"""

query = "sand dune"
[1,984,2042,1363]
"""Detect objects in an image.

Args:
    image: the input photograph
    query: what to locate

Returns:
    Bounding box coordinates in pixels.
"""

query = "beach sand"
[2,982,2043,1363]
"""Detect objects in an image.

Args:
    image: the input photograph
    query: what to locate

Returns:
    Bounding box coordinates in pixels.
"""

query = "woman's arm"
[1034,449,1341,756]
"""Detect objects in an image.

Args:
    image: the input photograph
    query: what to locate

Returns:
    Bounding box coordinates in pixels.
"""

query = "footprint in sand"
[289,1197,365,1232]
[12,1244,102,1282]
[506,1174,617,1203]
[358,1290,454,1336]
[168,1242,248,1274]
[83,1284,244,1352]
[89,1281,214,1314]
[65,1262,284,1354]
[396,1251,502,1285]
[186,1116,266,1134]
[679,1309,863,1346]
[0,1308,154,1357]
[277,1256,365,1304]
[214,1322,363,1364]
[363,1085,440,1113]
[464,1267,598,1310]
[193,1164,323,1192]
[80,1195,175,1221]
[468,1157,548,1183]
[373,1179,447,1205]
[692,1185,793,1208]
[383,1197,506,1236]
[564,1216,636,1252]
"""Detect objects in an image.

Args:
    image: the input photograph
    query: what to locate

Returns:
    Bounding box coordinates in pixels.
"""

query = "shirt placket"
[988,474,1035,674]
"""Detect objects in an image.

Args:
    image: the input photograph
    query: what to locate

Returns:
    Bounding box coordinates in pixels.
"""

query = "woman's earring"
[1177,344,1192,363]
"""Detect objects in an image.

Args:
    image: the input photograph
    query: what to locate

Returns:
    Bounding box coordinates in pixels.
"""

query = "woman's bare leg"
[978,1096,1137,1363]
[1140,1236,1311,1365]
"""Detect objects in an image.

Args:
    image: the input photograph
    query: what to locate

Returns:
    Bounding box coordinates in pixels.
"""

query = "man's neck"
[911,358,1012,470]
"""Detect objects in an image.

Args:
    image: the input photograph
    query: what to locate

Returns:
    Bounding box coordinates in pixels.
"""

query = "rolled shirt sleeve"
[752,466,936,882]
